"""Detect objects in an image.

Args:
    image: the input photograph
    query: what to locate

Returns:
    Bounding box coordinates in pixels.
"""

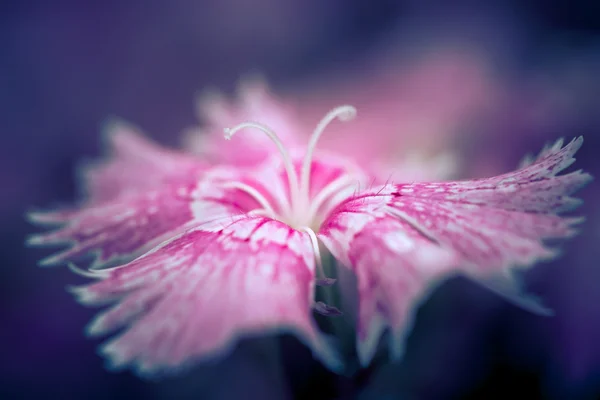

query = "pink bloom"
[28,85,591,377]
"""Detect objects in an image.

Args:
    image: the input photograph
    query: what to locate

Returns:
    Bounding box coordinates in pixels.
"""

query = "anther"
[313,301,343,317]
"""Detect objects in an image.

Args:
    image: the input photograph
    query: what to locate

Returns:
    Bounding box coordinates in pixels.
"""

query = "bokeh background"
[2,1,600,399]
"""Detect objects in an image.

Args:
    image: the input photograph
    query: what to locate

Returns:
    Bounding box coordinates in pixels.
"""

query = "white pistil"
[224,122,300,210]
[224,105,358,230]
[299,105,357,208]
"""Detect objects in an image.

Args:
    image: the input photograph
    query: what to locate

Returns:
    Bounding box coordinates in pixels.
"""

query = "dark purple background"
[1,1,600,399]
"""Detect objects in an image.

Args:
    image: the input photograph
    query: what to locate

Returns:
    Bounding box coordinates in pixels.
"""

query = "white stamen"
[224,122,300,209]
[307,174,358,221]
[223,106,359,231]
[300,105,357,205]
[224,182,278,218]
[301,226,332,282]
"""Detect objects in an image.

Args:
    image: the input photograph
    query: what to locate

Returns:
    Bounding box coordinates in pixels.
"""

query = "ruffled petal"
[70,217,339,376]
[27,131,245,268]
[319,137,591,366]
[28,178,231,268]
[79,120,207,203]
[183,78,303,166]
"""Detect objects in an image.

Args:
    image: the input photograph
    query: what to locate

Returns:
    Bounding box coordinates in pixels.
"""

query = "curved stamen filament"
[307,174,358,221]
[299,105,357,206]
[223,106,359,230]
[224,122,300,209]
[301,227,334,284]
[224,182,278,218]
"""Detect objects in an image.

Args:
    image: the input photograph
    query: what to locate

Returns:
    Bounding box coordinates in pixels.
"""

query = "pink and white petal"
[80,120,207,203]
[400,137,590,214]
[183,78,303,166]
[383,137,591,273]
[320,212,456,365]
[71,217,339,376]
[348,136,590,272]
[319,137,591,365]
[27,167,245,269]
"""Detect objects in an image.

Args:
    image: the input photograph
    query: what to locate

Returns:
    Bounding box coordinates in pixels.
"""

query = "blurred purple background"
[1,1,600,399]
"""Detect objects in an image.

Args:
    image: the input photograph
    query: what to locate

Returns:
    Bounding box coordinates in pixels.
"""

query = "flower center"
[223,105,358,231]
[224,105,358,308]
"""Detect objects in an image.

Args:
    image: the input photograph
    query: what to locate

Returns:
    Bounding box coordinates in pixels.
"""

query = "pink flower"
[28,85,591,377]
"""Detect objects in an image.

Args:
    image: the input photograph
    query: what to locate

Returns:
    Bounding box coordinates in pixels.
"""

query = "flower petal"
[28,147,244,268]
[319,137,591,366]
[80,120,207,204]
[71,217,339,376]
[319,204,457,366]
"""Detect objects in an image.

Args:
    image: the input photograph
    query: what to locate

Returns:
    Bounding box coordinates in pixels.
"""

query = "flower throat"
[223,105,358,231]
